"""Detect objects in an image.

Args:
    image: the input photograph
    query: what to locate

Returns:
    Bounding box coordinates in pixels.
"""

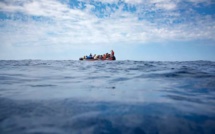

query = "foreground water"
[0,60,215,134]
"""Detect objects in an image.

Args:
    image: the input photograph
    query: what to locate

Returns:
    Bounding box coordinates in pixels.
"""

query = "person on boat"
[109,50,114,60]
[86,53,93,59]
[93,54,98,60]
[99,55,103,60]
[105,53,109,59]
[111,50,114,56]
[95,55,99,60]
[103,54,106,60]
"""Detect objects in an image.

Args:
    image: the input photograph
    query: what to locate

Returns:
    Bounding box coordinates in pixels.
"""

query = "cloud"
[186,0,211,4]
[0,0,73,18]
[0,0,214,49]
[124,0,142,4]
[94,0,118,4]
[155,2,177,10]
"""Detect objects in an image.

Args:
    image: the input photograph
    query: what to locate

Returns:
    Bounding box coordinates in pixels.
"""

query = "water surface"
[0,60,215,134]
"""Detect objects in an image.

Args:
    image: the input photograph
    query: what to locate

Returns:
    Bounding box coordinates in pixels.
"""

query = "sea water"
[0,60,215,134]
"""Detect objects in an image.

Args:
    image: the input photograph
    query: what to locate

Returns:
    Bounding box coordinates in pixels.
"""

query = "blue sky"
[0,0,215,61]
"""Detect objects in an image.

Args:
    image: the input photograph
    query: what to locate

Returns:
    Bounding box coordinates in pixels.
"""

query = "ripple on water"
[0,60,215,134]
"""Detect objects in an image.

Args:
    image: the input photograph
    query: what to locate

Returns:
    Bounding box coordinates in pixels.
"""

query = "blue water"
[0,60,215,134]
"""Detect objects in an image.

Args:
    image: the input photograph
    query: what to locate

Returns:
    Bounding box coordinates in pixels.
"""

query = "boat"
[79,56,116,61]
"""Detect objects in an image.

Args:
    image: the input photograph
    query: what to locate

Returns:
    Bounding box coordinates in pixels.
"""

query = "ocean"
[0,60,215,134]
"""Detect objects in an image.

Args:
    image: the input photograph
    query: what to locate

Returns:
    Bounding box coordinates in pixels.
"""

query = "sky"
[0,0,215,61]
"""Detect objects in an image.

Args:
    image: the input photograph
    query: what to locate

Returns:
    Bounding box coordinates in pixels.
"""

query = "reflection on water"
[0,60,215,134]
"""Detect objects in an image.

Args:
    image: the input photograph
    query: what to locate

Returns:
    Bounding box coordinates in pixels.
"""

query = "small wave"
[0,60,215,134]
[137,70,215,79]
[28,84,57,87]
[111,77,130,82]
[165,94,203,103]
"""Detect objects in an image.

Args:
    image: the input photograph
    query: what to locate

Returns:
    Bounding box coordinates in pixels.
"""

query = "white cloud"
[0,0,73,18]
[94,0,118,4]
[0,0,214,49]
[155,2,177,10]
[124,0,143,4]
[186,0,210,4]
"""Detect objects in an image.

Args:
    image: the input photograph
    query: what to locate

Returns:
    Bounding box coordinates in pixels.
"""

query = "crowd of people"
[81,50,115,60]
